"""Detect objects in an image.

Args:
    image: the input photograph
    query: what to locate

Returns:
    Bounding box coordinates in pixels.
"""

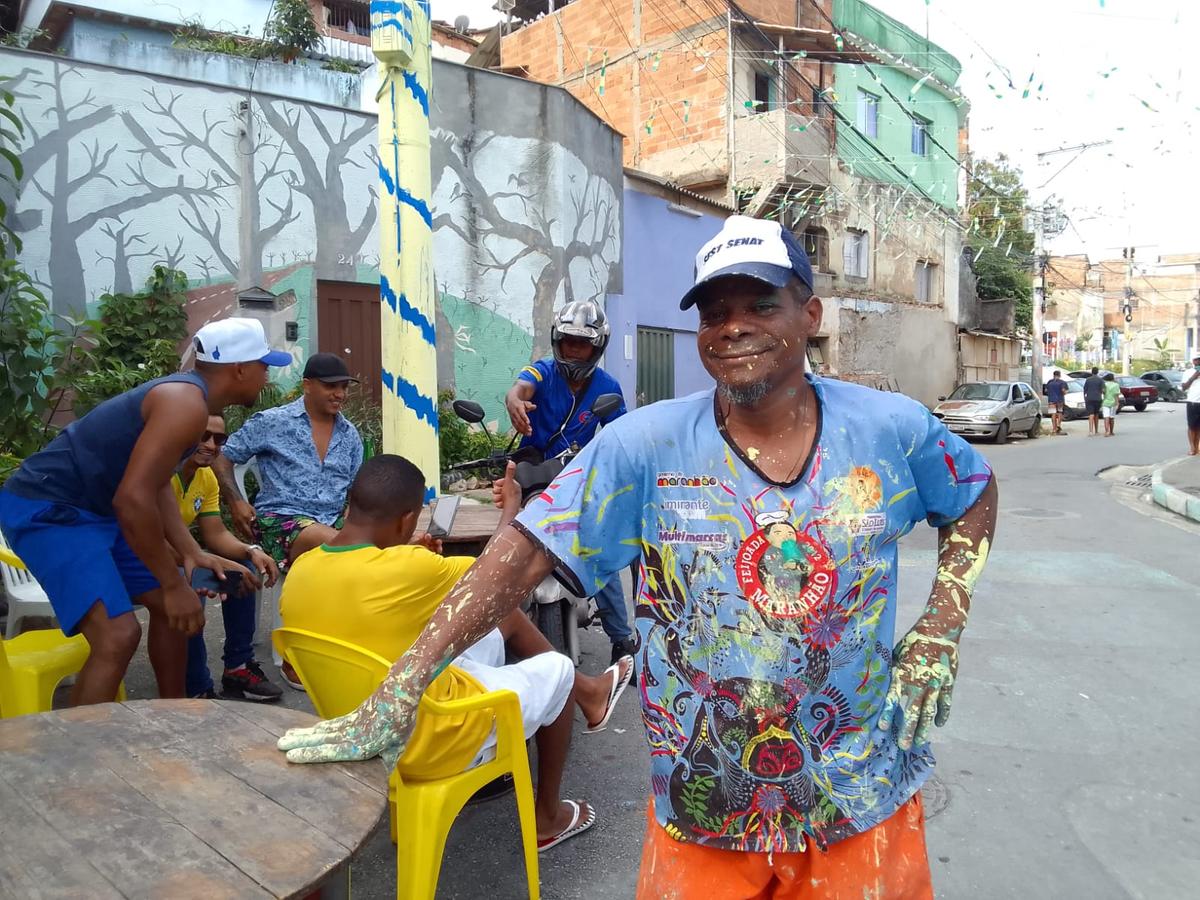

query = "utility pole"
[1122,246,1134,375]
[1032,212,1046,392]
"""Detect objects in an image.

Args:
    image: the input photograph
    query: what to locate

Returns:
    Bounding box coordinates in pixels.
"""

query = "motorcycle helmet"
[551,299,610,382]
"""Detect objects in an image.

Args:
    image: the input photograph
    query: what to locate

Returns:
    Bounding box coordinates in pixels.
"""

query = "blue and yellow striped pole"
[371,0,439,501]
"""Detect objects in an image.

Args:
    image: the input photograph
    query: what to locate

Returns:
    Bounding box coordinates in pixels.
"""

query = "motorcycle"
[448,392,623,664]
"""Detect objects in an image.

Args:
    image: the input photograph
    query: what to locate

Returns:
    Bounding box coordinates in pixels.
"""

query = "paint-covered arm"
[879,475,998,750]
[276,524,553,767]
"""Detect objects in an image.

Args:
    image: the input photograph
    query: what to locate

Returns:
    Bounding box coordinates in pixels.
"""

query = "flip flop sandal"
[585,655,634,734]
[536,800,596,853]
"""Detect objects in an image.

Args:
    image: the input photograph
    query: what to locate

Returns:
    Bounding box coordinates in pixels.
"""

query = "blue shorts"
[0,490,159,636]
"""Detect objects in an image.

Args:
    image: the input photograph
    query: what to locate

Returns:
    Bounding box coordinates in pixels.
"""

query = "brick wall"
[502,0,731,178]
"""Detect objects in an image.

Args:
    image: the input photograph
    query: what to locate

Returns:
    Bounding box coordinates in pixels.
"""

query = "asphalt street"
[110,400,1200,898]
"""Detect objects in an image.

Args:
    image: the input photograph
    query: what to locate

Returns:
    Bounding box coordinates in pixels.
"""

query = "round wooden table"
[0,700,389,899]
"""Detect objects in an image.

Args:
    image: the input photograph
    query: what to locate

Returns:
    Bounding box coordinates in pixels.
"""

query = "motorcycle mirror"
[451,399,486,424]
[591,393,622,420]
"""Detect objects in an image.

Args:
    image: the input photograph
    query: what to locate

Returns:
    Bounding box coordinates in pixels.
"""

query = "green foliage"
[1151,338,1175,369]
[322,58,362,74]
[172,19,276,59]
[0,259,79,459]
[339,384,382,458]
[1,90,24,257]
[263,0,322,63]
[0,28,53,49]
[438,390,504,469]
[1130,358,1164,376]
[68,266,191,415]
[966,154,1035,333]
[174,0,323,65]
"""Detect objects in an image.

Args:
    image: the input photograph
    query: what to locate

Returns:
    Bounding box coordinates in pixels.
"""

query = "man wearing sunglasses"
[0,318,292,705]
[176,415,283,701]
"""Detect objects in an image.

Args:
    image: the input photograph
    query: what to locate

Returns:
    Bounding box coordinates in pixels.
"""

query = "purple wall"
[606,188,725,405]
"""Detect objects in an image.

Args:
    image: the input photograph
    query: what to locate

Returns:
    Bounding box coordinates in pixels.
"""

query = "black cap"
[302,352,359,384]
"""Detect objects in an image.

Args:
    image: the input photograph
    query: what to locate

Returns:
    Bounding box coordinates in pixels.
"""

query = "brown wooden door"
[317,280,381,399]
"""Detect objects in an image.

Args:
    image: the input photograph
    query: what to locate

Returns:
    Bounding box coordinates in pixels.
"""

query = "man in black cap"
[213,352,364,573]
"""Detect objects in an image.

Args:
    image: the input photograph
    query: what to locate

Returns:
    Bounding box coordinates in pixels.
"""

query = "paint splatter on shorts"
[255,513,344,569]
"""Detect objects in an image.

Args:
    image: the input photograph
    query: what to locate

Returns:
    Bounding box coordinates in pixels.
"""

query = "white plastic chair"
[0,531,56,639]
[234,458,286,667]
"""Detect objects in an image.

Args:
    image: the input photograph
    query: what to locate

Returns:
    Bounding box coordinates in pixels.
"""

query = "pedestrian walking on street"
[1044,370,1068,435]
[277,215,999,898]
[1083,366,1106,436]
[1102,373,1121,436]
[1184,355,1200,455]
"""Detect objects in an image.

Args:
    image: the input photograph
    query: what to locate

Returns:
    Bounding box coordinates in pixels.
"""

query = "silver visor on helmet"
[551,299,610,382]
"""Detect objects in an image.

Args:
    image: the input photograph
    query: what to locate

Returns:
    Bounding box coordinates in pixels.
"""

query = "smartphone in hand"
[428,495,461,539]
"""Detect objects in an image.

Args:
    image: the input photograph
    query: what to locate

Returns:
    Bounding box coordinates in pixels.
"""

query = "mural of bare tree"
[195,255,216,284]
[95,220,155,295]
[130,88,298,288]
[14,63,223,312]
[158,236,187,271]
[431,129,619,359]
[256,98,376,281]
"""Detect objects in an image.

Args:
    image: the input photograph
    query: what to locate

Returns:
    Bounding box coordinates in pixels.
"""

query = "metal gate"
[637,327,674,407]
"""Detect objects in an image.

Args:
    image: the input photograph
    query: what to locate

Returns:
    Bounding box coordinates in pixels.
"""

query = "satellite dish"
[454,15,470,31]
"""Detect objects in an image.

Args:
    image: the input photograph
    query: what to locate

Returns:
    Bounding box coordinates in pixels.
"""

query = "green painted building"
[831,0,966,210]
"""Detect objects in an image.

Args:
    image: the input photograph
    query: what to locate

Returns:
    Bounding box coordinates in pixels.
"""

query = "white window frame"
[856,90,879,138]
[843,229,869,278]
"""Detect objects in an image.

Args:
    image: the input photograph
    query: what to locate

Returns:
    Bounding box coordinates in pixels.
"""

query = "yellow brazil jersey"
[172,467,221,528]
[280,544,490,779]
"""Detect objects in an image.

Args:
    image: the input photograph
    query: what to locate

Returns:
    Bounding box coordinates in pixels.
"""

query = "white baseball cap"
[680,215,815,310]
[192,318,293,367]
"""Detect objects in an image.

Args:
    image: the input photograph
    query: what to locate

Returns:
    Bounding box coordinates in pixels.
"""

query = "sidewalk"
[1151,455,1200,523]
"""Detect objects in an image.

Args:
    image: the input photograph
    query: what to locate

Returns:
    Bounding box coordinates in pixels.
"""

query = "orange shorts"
[636,793,933,900]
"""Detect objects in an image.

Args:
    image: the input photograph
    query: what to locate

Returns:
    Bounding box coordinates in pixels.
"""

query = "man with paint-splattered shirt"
[277,216,998,899]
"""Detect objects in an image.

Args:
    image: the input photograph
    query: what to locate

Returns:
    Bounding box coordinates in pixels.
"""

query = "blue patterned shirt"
[515,377,991,853]
[221,398,362,525]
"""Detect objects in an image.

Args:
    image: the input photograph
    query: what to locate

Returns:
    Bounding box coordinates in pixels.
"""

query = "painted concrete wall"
[22,0,271,35]
[0,48,623,426]
[606,187,724,404]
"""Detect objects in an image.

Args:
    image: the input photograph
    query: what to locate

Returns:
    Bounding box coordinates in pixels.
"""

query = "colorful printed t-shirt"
[280,544,492,780]
[515,377,991,852]
[517,358,627,458]
[172,467,220,528]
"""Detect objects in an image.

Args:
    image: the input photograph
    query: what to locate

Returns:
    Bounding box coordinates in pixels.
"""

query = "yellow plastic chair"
[0,630,89,717]
[273,627,540,900]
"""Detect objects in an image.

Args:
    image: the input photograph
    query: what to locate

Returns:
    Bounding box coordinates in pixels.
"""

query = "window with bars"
[803,226,829,272]
[843,229,869,279]
[323,1,370,35]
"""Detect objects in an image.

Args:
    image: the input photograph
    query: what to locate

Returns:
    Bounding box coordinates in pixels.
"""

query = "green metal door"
[637,327,674,407]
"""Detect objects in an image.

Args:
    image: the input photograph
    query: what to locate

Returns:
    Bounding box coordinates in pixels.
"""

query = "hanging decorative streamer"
[652,51,661,72]
[682,99,690,123]
[834,34,844,51]
[909,72,933,97]
[598,51,608,95]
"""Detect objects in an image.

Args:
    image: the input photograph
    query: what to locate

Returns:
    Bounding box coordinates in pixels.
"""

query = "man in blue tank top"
[0,318,292,705]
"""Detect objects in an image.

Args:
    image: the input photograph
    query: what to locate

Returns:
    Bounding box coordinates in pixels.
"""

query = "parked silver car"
[932,381,1041,444]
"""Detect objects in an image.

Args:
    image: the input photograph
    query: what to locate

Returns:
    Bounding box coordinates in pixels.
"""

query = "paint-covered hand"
[878,628,959,751]
[277,679,421,771]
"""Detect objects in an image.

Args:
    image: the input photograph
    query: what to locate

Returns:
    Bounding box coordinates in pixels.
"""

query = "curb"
[1150,466,1200,524]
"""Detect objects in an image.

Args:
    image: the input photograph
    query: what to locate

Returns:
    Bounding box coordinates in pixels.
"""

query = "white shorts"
[1102,406,1115,419]
[454,628,574,766]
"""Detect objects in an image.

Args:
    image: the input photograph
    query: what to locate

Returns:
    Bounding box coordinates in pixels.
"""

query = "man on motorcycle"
[504,299,635,665]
